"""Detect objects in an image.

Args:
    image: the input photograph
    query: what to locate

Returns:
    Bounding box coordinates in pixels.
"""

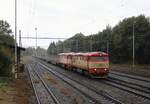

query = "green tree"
[47,15,150,64]
[111,15,150,63]
[23,47,35,56]
[47,42,57,55]
[0,20,12,35]
[0,20,14,76]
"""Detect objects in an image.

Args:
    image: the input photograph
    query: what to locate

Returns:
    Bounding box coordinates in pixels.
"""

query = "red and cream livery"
[58,52,109,77]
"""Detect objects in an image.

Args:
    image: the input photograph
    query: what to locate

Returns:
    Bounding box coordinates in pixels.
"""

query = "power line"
[21,36,67,39]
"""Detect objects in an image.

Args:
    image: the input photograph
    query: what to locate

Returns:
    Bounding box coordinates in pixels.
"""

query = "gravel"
[37,59,150,104]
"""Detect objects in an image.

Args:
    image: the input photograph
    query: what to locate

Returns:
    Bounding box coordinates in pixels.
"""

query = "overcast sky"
[0,0,150,49]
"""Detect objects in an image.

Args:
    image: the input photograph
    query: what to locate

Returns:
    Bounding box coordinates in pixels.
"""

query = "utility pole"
[132,21,135,68]
[14,0,17,78]
[107,41,109,54]
[19,30,22,47]
[76,40,78,52]
[90,37,93,52]
[35,27,37,56]
[35,27,37,49]
[62,41,65,53]
[84,39,86,52]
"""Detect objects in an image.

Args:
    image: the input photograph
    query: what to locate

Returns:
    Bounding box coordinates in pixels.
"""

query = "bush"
[0,46,14,76]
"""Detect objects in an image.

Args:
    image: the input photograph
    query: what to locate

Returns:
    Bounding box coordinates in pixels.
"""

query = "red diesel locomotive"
[58,52,109,77]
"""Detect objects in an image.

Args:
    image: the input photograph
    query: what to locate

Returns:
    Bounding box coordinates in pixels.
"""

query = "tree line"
[47,15,150,64]
[23,46,47,57]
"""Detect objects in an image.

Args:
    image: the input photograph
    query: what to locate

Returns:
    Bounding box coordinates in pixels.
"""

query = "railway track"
[105,72,150,100]
[101,79,150,100]
[26,62,60,104]
[110,71,150,83]
[107,77,150,93]
[36,58,150,103]
[38,61,124,104]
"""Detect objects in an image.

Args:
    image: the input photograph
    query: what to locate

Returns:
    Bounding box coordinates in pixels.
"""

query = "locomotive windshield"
[90,56,108,61]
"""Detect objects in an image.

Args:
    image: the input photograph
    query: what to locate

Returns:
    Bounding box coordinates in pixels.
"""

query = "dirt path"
[0,72,36,104]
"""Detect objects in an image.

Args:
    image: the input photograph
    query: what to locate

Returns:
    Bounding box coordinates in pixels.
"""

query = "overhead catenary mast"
[19,30,22,47]
[35,27,37,56]
[132,21,135,68]
[15,0,17,78]
[35,27,37,49]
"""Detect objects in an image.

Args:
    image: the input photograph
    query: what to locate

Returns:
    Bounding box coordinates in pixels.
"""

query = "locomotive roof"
[58,52,75,56]
[83,52,108,56]
[58,51,108,56]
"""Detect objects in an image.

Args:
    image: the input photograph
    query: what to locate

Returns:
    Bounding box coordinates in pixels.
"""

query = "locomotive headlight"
[94,69,97,71]
[104,68,107,71]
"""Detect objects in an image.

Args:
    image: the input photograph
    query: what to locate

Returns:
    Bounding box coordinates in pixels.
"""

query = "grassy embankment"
[0,77,11,92]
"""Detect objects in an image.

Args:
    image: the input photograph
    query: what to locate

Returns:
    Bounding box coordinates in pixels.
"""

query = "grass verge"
[0,77,10,91]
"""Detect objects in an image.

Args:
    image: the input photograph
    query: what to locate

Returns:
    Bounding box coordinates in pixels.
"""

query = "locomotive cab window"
[89,56,108,61]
